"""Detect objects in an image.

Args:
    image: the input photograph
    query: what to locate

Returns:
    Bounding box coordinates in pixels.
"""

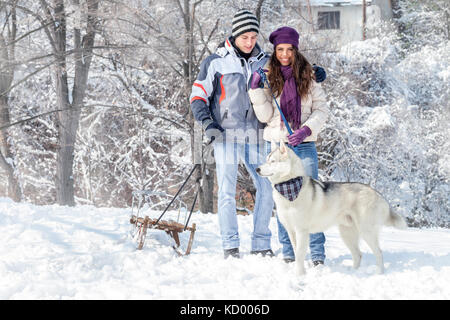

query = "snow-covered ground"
[0,197,449,300]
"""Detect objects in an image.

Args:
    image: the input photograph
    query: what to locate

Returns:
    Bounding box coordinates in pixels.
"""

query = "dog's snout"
[256,167,261,174]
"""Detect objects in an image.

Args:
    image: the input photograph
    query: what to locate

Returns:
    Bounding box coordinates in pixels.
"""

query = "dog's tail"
[386,209,408,229]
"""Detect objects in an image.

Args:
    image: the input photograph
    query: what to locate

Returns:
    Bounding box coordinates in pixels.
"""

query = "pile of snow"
[365,106,395,131]
[0,197,449,300]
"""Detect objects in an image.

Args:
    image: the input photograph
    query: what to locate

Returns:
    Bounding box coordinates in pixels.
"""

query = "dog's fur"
[257,141,407,275]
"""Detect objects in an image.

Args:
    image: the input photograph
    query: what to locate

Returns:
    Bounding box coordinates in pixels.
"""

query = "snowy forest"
[0,0,448,228]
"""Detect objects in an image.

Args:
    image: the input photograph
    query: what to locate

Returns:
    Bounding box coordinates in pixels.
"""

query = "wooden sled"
[130,215,196,256]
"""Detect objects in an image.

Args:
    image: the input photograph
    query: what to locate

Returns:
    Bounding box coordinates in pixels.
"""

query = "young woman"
[249,26,329,265]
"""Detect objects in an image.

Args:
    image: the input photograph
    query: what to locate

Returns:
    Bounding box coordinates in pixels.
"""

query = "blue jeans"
[264,141,326,262]
[214,141,274,251]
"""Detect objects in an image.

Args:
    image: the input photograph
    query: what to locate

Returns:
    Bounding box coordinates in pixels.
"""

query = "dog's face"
[256,141,306,183]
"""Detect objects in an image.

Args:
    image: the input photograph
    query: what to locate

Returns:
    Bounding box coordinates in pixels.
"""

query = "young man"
[190,9,273,259]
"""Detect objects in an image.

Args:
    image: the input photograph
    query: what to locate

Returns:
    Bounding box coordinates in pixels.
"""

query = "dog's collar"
[274,176,303,202]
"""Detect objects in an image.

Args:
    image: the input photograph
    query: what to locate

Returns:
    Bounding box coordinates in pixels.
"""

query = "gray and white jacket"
[190,37,269,143]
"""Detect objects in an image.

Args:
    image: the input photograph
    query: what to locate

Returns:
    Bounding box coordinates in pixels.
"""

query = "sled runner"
[130,215,196,255]
[129,189,197,255]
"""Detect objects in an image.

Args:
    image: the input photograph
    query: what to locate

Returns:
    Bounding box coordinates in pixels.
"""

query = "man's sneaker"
[250,249,274,258]
[283,257,295,264]
[224,248,240,259]
[313,260,324,267]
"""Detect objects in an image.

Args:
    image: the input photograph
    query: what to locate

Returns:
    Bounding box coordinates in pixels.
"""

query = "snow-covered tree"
[317,1,449,227]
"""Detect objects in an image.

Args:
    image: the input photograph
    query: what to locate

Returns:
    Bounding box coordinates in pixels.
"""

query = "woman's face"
[275,43,295,66]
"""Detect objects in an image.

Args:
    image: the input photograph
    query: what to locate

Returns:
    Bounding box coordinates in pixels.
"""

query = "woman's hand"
[287,126,312,146]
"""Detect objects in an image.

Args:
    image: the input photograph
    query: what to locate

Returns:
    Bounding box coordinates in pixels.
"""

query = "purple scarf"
[280,66,301,130]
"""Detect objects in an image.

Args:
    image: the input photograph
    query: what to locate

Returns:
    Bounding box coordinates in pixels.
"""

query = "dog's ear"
[279,139,287,155]
[270,139,277,151]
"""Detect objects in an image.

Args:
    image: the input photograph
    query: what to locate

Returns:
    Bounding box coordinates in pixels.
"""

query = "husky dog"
[256,141,407,275]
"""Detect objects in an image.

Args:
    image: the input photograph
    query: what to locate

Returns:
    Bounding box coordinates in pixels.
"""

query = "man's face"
[234,32,258,54]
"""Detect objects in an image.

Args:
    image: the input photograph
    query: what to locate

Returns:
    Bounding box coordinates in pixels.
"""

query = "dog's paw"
[365,265,384,275]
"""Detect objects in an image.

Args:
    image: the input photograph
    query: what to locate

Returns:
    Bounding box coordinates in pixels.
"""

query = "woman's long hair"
[268,46,314,99]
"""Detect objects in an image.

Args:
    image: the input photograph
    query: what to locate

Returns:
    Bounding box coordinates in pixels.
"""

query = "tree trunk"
[255,0,265,22]
[0,152,20,201]
[199,163,215,213]
[446,2,450,40]
[0,4,22,202]
[0,96,22,202]
[180,0,215,213]
[52,0,72,205]
[51,0,98,206]
[305,0,314,32]
[362,0,367,40]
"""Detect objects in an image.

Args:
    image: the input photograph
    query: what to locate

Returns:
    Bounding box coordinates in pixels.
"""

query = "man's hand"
[313,64,326,83]
[202,119,224,142]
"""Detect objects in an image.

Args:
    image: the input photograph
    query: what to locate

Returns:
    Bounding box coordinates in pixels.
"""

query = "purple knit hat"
[269,27,299,48]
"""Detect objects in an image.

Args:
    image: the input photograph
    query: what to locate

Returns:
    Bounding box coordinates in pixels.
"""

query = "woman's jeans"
[264,141,326,262]
[214,141,274,251]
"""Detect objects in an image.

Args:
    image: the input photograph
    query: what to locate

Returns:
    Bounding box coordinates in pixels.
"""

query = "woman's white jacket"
[248,67,328,143]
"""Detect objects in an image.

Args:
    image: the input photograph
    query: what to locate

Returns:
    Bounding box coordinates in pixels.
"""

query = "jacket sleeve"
[302,81,328,137]
[190,55,219,123]
[248,87,274,123]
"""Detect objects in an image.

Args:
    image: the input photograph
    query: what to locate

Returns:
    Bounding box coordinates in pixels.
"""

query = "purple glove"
[250,69,268,89]
[287,126,312,146]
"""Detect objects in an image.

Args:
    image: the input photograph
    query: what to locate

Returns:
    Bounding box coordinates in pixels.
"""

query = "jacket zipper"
[222,108,228,120]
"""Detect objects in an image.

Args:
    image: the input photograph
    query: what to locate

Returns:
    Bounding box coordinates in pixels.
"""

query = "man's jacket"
[190,37,269,143]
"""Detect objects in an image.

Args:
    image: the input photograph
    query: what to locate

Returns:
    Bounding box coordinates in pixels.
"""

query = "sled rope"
[154,138,214,228]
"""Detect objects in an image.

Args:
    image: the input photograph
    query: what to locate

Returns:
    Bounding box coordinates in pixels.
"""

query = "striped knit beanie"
[232,9,259,38]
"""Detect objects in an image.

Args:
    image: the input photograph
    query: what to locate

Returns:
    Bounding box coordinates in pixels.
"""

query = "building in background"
[298,0,393,47]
